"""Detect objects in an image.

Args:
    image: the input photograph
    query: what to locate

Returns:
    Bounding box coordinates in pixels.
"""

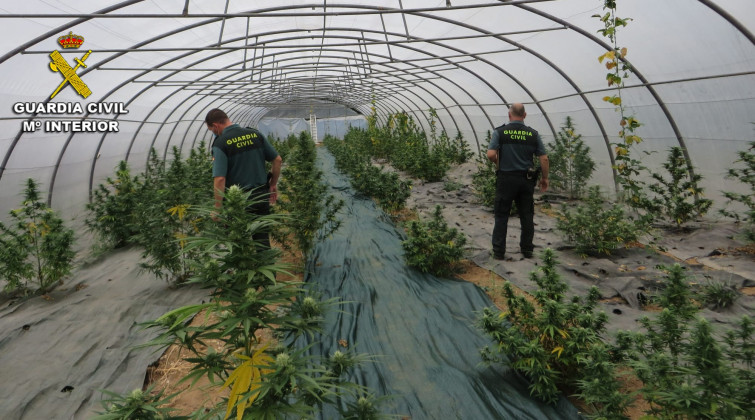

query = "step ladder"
[309,113,318,143]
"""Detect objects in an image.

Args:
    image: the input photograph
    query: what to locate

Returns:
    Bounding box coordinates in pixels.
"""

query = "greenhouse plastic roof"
[0,0,754,217]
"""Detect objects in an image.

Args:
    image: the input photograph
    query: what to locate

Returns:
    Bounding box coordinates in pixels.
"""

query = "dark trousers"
[492,172,535,256]
[244,187,272,250]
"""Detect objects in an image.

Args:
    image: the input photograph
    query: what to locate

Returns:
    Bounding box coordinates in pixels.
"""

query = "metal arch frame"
[0,0,144,196]
[501,0,755,188]
[131,47,449,165]
[406,10,618,185]
[6,4,545,201]
[165,63,428,156]
[2,1,749,203]
[16,4,564,139]
[194,52,438,119]
[216,25,554,139]
[63,3,566,200]
[79,28,518,202]
[697,0,755,45]
[192,35,474,136]
[143,19,559,157]
[168,66,429,160]
[91,20,514,186]
[174,40,478,137]
[0,6,591,201]
[89,30,466,189]
[216,18,560,148]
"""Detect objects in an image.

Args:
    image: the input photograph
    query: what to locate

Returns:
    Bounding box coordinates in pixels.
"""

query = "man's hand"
[538,178,549,193]
[269,184,278,205]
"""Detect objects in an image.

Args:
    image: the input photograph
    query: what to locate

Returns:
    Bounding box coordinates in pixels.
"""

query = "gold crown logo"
[57,31,84,49]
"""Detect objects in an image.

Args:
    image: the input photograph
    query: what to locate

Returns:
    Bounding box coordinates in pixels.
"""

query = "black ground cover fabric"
[0,246,208,420]
[297,149,581,419]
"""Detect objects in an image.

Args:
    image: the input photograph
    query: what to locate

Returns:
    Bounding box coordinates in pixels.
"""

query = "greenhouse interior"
[0,1,753,419]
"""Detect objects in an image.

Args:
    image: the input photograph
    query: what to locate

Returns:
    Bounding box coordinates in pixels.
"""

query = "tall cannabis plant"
[324,132,412,212]
[615,265,754,419]
[472,131,497,208]
[646,146,712,228]
[134,186,375,420]
[720,140,755,242]
[402,205,467,277]
[86,160,141,249]
[0,179,75,294]
[547,117,595,199]
[478,249,628,414]
[556,185,647,256]
[275,131,343,257]
[132,146,211,283]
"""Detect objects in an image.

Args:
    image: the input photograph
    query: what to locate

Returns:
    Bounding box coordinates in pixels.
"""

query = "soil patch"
[145,239,304,416]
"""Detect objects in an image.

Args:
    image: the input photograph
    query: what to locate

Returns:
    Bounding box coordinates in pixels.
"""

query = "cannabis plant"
[182,141,213,204]
[92,386,185,420]
[556,185,647,256]
[478,249,628,414]
[86,160,141,249]
[132,146,211,284]
[324,133,412,212]
[646,146,712,228]
[275,131,343,257]
[615,265,754,419]
[472,131,497,208]
[699,279,740,310]
[402,205,467,277]
[340,393,392,420]
[720,140,755,242]
[135,186,375,420]
[0,178,75,294]
[546,117,595,199]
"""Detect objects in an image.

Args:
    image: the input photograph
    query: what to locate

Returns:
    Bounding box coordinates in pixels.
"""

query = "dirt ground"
[146,240,304,417]
[147,158,754,419]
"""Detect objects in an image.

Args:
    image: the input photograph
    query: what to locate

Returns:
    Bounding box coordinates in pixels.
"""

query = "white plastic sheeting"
[0,0,752,219]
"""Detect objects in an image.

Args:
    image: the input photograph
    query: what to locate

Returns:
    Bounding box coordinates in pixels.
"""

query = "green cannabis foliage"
[324,132,412,212]
[0,178,75,294]
[133,146,213,284]
[646,147,712,228]
[546,117,596,199]
[401,205,467,277]
[472,131,497,208]
[128,186,375,420]
[274,131,343,257]
[615,265,754,419]
[368,106,471,182]
[85,160,141,249]
[699,279,740,311]
[324,104,472,212]
[87,143,214,283]
[556,186,646,256]
[478,249,628,413]
[720,141,755,242]
[93,387,185,420]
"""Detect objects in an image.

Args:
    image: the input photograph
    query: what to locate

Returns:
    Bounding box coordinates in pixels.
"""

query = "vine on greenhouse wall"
[594,0,650,209]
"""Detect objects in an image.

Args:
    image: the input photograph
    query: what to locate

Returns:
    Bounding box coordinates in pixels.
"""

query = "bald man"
[486,103,549,260]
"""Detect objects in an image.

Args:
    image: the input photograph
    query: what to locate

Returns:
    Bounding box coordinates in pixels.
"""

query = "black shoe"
[522,250,534,258]
[492,252,506,260]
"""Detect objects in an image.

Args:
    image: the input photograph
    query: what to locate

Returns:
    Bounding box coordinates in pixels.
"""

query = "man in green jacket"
[206,108,282,247]
[487,103,549,260]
